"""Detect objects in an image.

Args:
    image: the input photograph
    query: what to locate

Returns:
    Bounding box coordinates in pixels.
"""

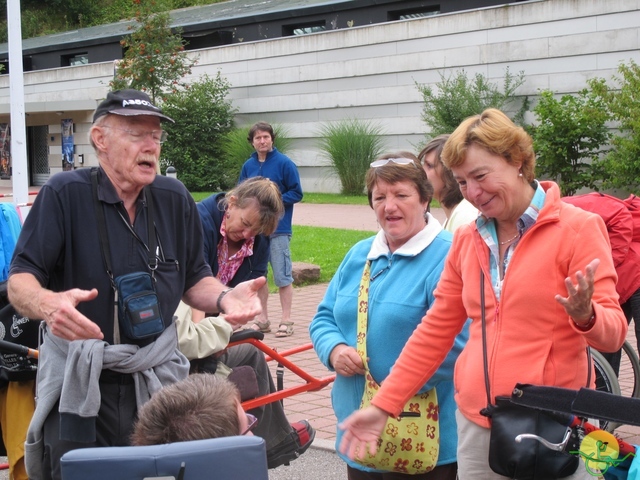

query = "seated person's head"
[220,177,284,240]
[131,373,256,446]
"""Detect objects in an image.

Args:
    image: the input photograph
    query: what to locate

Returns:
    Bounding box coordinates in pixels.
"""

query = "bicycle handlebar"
[0,339,38,359]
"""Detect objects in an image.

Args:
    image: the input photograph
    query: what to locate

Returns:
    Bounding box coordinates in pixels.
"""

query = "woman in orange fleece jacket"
[339,109,628,479]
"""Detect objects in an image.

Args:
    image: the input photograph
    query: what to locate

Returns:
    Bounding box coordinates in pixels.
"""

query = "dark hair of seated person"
[131,373,242,446]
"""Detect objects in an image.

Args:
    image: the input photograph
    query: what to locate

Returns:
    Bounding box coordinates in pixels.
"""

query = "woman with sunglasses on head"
[419,135,478,233]
[338,109,627,479]
[174,177,315,469]
[310,152,469,479]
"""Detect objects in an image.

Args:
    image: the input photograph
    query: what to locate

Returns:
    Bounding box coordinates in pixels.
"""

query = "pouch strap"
[145,186,158,275]
[480,271,493,416]
[356,261,371,369]
[91,168,157,278]
[91,169,114,289]
[91,168,120,343]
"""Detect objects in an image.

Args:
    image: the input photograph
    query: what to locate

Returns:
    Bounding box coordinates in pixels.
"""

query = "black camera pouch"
[115,271,164,340]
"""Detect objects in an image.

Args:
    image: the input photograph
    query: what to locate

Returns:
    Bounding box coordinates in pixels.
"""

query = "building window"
[283,22,326,37]
[61,53,88,67]
[388,6,440,21]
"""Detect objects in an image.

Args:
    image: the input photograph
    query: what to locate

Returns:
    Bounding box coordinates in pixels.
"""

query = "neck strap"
[356,261,372,369]
[91,168,158,285]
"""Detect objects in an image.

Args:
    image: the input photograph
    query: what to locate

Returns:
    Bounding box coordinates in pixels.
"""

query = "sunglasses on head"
[370,157,417,168]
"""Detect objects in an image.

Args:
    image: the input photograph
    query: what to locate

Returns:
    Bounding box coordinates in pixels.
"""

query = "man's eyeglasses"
[101,126,168,145]
[370,157,417,168]
[242,413,258,435]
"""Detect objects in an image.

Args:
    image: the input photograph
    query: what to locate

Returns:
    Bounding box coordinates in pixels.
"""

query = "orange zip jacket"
[371,181,628,428]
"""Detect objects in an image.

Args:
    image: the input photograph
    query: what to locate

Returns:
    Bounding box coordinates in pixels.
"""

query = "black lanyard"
[90,168,158,288]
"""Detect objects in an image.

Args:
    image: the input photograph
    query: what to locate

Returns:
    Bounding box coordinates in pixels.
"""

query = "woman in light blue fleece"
[310,153,469,479]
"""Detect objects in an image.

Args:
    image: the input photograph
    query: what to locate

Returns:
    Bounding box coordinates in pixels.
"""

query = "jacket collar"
[368,212,443,260]
[251,147,279,163]
[538,180,562,222]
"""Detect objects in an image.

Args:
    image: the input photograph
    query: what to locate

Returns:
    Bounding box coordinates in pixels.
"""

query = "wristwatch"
[216,288,234,314]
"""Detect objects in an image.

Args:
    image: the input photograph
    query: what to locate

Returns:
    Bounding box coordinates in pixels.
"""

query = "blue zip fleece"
[310,217,469,470]
[239,148,303,235]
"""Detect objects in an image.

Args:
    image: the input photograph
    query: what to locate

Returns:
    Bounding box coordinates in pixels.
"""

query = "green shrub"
[160,73,237,191]
[591,60,640,193]
[221,124,293,183]
[317,118,386,195]
[531,88,611,196]
[416,68,529,140]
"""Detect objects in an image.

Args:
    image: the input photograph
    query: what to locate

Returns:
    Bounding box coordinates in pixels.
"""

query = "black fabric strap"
[91,168,157,279]
[144,186,157,273]
[91,168,119,343]
[91,169,114,287]
[480,271,492,415]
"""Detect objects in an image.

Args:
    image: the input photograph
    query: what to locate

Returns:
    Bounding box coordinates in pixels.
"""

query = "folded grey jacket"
[25,323,190,480]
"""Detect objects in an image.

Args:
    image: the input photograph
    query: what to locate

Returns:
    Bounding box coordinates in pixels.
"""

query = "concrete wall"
[0,0,638,191]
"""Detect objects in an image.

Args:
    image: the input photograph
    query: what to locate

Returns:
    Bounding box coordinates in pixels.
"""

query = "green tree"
[110,3,196,102]
[416,68,529,138]
[591,60,640,193]
[317,118,385,195]
[160,73,236,191]
[531,87,611,196]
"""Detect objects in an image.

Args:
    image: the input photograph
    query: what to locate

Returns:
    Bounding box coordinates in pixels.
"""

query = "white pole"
[7,0,30,218]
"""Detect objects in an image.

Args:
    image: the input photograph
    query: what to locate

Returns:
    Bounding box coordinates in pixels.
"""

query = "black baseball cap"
[93,89,175,123]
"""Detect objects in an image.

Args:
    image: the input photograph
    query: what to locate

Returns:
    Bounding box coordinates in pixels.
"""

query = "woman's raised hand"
[555,258,599,325]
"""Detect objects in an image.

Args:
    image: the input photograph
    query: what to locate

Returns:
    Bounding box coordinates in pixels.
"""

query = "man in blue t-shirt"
[239,122,303,337]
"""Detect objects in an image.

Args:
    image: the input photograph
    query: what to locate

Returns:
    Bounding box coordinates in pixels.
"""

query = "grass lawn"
[190,191,369,205]
[191,191,439,208]
[301,193,369,205]
[261,225,372,291]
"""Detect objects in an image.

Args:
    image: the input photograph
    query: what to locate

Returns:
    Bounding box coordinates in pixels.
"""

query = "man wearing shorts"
[240,122,303,337]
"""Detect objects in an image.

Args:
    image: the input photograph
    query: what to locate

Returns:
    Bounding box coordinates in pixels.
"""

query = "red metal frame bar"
[226,338,335,411]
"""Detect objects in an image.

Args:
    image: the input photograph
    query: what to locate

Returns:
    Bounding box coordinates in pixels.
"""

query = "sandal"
[249,320,271,333]
[275,321,294,337]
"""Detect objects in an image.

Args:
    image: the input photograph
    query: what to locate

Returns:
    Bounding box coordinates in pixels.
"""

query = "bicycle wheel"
[592,348,622,432]
[616,340,640,400]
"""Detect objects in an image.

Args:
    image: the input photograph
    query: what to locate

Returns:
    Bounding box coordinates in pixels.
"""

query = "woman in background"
[419,134,478,233]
